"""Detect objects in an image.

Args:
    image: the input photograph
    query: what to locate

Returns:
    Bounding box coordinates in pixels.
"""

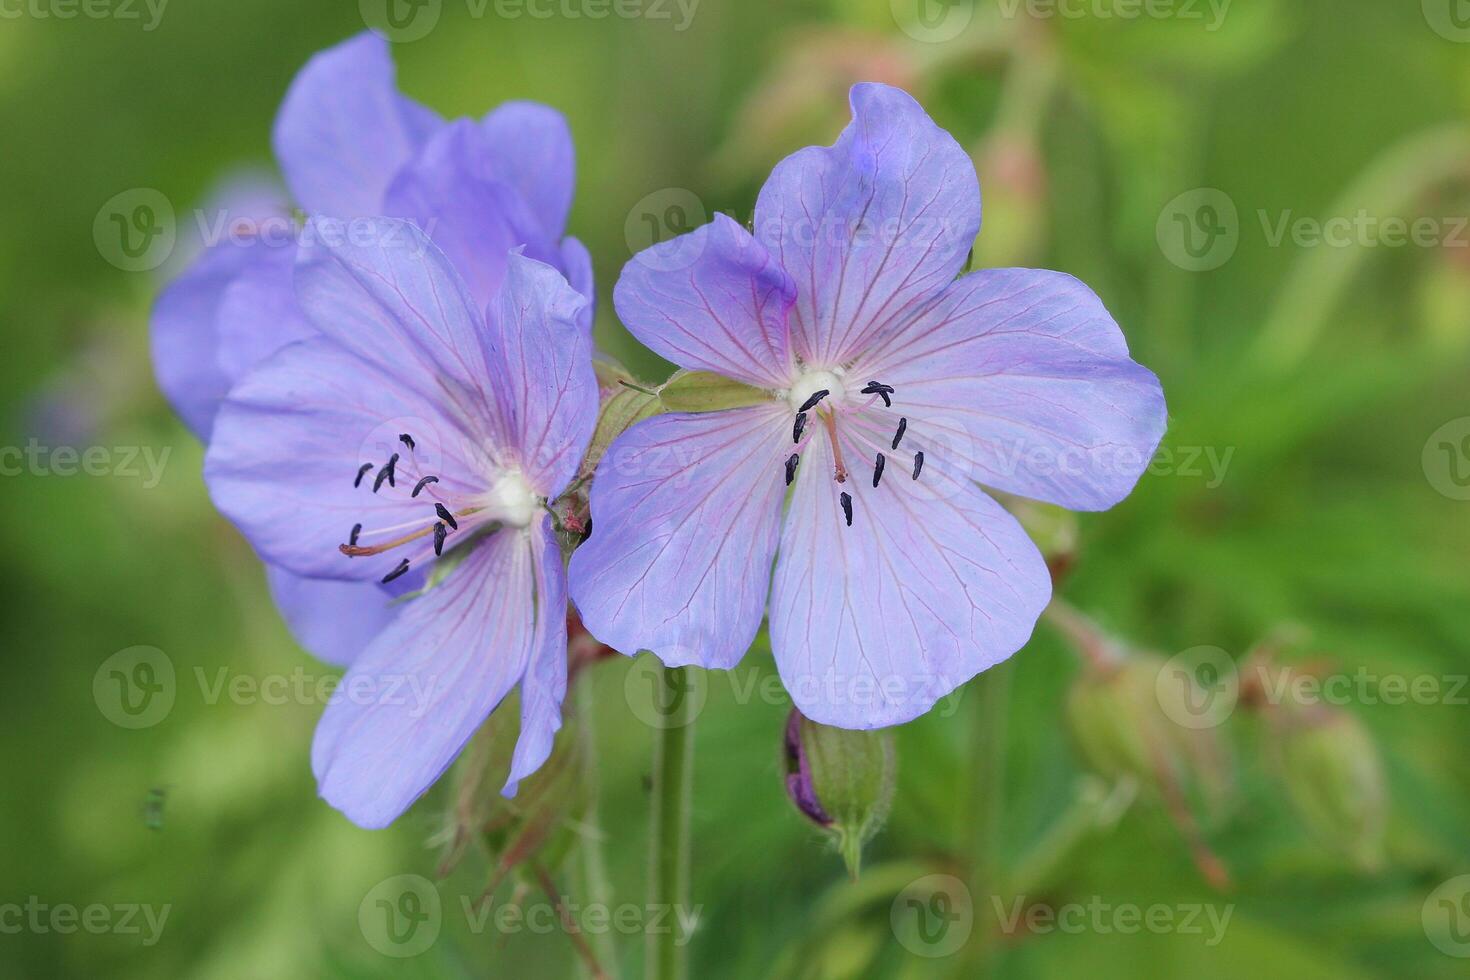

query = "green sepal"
[658,369,773,413]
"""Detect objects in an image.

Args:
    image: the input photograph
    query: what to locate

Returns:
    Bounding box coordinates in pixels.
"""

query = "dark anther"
[840,491,853,527]
[798,389,830,413]
[399,433,415,451]
[435,503,459,530]
[912,451,925,480]
[372,465,392,493]
[784,453,800,486]
[793,412,807,445]
[433,522,446,557]
[892,418,907,450]
[873,453,886,488]
[383,453,399,487]
[411,475,439,498]
[354,463,374,488]
[382,559,411,584]
[349,523,362,547]
[861,381,895,407]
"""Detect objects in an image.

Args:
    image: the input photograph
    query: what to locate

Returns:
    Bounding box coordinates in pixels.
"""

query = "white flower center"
[786,369,846,413]
[480,470,539,528]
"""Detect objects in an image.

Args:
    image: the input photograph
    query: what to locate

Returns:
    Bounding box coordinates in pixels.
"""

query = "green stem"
[964,664,1011,977]
[578,679,621,980]
[647,666,696,980]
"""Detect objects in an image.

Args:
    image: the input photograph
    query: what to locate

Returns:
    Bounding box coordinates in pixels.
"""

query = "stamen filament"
[820,410,848,483]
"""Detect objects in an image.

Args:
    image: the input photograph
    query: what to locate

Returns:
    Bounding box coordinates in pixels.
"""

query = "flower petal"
[560,235,596,332]
[753,83,979,367]
[614,213,797,388]
[768,430,1051,729]
[382,119,565,310]
[293,216,502,435]
[264,565,400,667]
[505,518,570,795]
[569,406,790,670]
[310,529,546,828]
[482,253,597,496]
[479,101,576,240]
[852,269,1167,511]
[205,336,487,581]
[272,32,441,217]
[214,243,314,381]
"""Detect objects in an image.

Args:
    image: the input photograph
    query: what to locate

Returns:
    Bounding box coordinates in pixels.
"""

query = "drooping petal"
[505,518,570,795]
[310,529,543,828]
[768,430,1051,729]
[479,101,576,241]
[293,216,502,437]
[559,235,596,332]
[569,406,791,670]
[214,243,314,381]
[481,253,597,496]
[851,269,1167,511]
[272,32,441,217]
[205,336,488,581]
[265,565,400,667]
[613,213,796,388]
[382,120,564,310]
[753,83,979,367]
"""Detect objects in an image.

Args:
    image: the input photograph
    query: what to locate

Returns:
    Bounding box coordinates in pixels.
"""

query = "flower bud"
[783,709,896,878]
[1270,700,1387,871]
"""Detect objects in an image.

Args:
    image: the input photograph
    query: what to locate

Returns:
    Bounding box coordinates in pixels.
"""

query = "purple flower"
[150,32,590,665]
[204,216,596,827]
[569,84,1166,729]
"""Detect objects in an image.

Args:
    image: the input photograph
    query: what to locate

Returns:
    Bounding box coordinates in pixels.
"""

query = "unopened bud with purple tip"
[783,709,896,878]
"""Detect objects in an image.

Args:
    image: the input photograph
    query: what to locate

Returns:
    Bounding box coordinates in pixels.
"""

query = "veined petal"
[753,83,979,367]
[272,32,441,217]
[852,269,1167,511]
[310,529,543,828]
[265,565,400,667]
[505,518,570,795]
[294,216,501,438]
[383,120,564,310]
[613,213,797,388]
[569,406,791,670]
[205,336,488,581]
[479,101,576,241]
[769,430,1051,729]
[480,253,596,496]
[559,235,596,332]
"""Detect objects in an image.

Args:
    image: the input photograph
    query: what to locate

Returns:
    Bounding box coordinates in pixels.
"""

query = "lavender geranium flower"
[204,216,596,826]
[569,84,1167,728]
[150,32,591,665]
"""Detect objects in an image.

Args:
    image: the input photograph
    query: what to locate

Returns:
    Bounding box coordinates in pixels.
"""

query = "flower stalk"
[647,666,696,980]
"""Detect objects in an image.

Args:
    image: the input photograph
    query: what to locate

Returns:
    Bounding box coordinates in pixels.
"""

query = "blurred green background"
[3,0,1469,977]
